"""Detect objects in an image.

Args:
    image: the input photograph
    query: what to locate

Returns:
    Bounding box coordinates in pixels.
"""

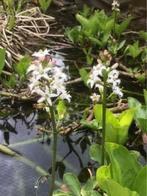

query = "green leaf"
[76,14,89,29]
[81,177,100,196]
[57,100,67,120]
[65,26,82,43]
[126,41,142,58]
[115,17,131,36]
[105,19,114,32]
[4,74,16,88]
[63,173,81,196]
[15,55,31,79]
[128,97,142,109]
[104,179,139,196]
[119,109,134,127]
[39,0,52,12]
[0,48,6,75]
[136,106,147,133]
[139,31,147,40]
[82,177,98,192]
[117,40,126,51]
[105,142,141,188]
[144,89,147,105]
[53,190,73,196]
[89,144,102,163]
[94,104,133,144]
[128,97,147,132]
[80,119,99,131]
[132,166,147,196]
[96,165,111,190]
[79,68,89,86]
[81,190,101,196]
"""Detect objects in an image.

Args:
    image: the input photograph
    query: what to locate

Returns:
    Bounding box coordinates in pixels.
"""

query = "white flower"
[112,0,120,12]
[90,93,100,102]
[27,49,71,106]
[113,86,123,98]
[88,61,123,98]
[33,86,57,106]
[32,49,50,61]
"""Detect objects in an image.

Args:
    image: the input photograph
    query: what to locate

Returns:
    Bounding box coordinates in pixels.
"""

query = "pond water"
[0,102,93,196]
[0,1,146,194]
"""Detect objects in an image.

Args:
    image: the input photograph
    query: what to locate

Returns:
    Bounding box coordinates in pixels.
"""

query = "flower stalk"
[101,78,107,165]
[49,105,58,196]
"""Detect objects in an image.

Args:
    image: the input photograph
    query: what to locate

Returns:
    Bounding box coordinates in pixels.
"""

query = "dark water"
[0,102,92,196]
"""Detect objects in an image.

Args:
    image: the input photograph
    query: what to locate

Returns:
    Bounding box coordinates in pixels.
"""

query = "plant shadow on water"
[0,100,94,196]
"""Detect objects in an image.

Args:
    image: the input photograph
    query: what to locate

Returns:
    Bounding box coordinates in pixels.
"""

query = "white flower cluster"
[87,59,123,100]
[112,0,120,12]
[27,49,71,107]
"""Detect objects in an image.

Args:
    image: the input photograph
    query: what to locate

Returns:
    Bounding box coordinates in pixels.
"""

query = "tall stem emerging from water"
[101,79,107,165]
[49,105,58,196]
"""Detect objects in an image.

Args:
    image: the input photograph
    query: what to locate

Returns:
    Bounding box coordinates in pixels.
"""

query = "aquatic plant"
[128,89,147,133]
[96,142,147,196]
[27,49,71,195]
[38,0,52,13]
[53,173,100,196]
[87,50,123,165]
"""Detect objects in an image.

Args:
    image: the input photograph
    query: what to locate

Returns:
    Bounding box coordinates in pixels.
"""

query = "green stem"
[113,11,116,35]
[49,105,58,196]
[101,79,107,165]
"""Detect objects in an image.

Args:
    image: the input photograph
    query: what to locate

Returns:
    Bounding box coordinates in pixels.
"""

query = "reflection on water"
[0,102,92,196]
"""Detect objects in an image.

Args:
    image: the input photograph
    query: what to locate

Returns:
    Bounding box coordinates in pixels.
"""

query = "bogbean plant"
[53,1,146,195]
[26,49,71,196]
[66,0,147,84]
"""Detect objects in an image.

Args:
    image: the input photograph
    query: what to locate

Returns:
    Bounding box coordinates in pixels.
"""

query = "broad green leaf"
[105,142,141,188]
[132,166,147,196]
[128,97,142,109]
[57,100,67,120]
[128,97,147,132]
[136,106,147,132]
[96,165,111,190]
[89,144,102,163]
[104,179,139,196]
[119,109,134,127]
[63,173,81,196]
[79,68,89,86]
[0,48,6,75]
[94,104,132,144]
